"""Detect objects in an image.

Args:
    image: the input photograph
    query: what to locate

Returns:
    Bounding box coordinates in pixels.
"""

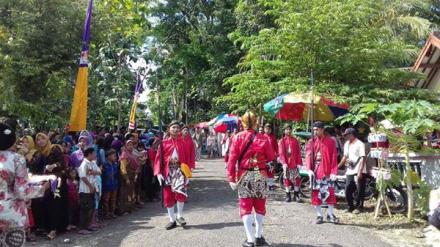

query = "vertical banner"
[128,76,142,130]
[69,0,93,131]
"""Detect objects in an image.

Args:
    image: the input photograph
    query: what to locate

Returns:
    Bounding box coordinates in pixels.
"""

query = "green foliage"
[1,0,439,131]
[0,0,150,130]
[219,0,436,116]
[414,180,432,216]
[146,0,242,123]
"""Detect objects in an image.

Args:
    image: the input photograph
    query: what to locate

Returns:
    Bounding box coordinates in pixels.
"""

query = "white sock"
[167,207,176,222]
[294,186,300,192]
[327,205,334,217]
[254,213,264,238]
[315,206,323,217]
[177,201,184,218]
[242,214,254,243]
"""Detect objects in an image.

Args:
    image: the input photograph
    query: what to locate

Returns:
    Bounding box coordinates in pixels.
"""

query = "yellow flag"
[69,67,88,131]
[69,0,93,131]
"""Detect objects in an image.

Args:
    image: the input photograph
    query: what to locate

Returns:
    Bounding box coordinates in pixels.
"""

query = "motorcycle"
[333,173,408,214]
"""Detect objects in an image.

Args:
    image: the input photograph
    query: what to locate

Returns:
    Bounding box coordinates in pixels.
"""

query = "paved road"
[36,158,390,247]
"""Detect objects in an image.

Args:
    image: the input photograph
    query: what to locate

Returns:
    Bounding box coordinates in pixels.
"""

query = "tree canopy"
[0,0,439,129]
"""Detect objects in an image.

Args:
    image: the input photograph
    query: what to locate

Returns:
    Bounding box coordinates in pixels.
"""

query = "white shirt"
[343,139,366,175]
[78,158,96,194]
[171,148,179,160]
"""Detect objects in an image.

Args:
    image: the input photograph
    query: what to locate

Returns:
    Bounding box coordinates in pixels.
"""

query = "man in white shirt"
[338,128,366,213]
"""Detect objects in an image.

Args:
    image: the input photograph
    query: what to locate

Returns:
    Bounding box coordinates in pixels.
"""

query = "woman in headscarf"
[17,135,39,241]
[69,136,87,168]
[0,122,49,247]
[17,136,37,163]
[33,133,69,240]
[118,139,139,214]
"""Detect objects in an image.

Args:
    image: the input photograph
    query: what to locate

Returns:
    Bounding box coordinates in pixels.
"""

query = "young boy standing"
[102,149,119,219]
[78,147,98,234]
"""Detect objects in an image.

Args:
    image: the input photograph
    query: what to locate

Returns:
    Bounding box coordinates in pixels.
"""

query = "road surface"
[35,158,390,247]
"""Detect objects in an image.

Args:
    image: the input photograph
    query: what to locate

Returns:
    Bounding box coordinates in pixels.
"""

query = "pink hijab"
[119,140,139,170]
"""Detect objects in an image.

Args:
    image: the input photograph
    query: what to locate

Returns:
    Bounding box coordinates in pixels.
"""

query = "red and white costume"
[305,136,338,206]
[182,134,196,170]
[278,135,302,189]
[154,136,191,208]
[227,130,275,217]
[263,133,278,179]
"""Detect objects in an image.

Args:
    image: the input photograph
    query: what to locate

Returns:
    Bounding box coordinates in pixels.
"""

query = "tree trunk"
[404,149,414,220]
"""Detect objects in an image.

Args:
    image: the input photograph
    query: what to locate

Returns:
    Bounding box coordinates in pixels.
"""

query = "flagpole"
[310,70,315,170]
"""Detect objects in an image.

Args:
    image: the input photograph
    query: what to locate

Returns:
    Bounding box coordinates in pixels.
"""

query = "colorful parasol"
[263,92,349,121]
[207,114,240,133]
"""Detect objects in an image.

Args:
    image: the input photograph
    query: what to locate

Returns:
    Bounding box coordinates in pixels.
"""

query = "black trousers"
[79,193,95,229]
[345,174,366,210]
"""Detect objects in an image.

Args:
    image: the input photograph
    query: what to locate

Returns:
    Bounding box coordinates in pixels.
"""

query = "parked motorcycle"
[333,173,408,213]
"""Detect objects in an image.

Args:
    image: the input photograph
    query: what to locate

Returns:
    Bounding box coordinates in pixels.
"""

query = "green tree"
[218,0,436,113]
[147,0,241,123]
[0,0,151,130]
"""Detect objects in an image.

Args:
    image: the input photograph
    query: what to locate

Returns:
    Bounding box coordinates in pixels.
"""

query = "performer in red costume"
[278,123,303,203]
[227,112,275,247]
[154,121,192,230]
[306,121,339,224]
[263,123,277,191]
[181,125,196,170]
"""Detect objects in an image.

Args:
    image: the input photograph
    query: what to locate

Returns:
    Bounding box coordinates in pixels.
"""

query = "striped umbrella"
[208,114,240,133]
[263,92,349,121]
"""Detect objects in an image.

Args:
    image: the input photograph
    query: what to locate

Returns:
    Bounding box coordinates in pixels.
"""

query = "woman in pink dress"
[0,121,49,247]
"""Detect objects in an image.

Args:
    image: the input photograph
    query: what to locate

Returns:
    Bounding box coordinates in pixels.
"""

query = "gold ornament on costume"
[241,111,258,130]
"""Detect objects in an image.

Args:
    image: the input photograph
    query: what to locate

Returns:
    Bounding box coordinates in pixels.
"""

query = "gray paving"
[34,158,390,247]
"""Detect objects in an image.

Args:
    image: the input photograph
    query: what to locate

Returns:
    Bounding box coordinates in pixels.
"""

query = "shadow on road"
[272,244,317,247]
[186,221,242,230]
[272,244,343,247]
[187,174,237,210]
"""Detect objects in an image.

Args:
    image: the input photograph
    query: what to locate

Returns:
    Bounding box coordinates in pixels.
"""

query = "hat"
[241,111,258,130]
[343,128,356,136]
[264,123,272,128]
[282,123,292,130]
[168,120,180,128]
[313,121,325,129]
[182,125,189,130]
[0,122,16,151]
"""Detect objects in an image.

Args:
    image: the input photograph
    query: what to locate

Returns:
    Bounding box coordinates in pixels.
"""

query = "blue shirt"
[102,161,119,192]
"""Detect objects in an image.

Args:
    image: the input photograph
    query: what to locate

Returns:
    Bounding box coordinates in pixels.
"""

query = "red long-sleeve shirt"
[183,134,196,169]
[278,135,302,169]
[305,136,338,179]
[264,133,278,156]
[154,136,191,177]
[227,130,275,182]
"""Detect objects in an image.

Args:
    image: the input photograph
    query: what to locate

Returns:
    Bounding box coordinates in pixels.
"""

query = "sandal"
[66,225,77,231]
[46,231,57,240]
[26,234,36,242]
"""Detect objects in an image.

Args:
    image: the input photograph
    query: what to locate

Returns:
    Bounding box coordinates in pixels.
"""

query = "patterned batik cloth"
[165,163,187,197]
[283,167,299,184]
[238,170,268,199]
[312,177,333,203]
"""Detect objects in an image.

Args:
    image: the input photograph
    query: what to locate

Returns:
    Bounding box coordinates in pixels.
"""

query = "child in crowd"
[66,168,79,231]
[78,147,98,235]
[102,149,119,219]
[89,153,102,230]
